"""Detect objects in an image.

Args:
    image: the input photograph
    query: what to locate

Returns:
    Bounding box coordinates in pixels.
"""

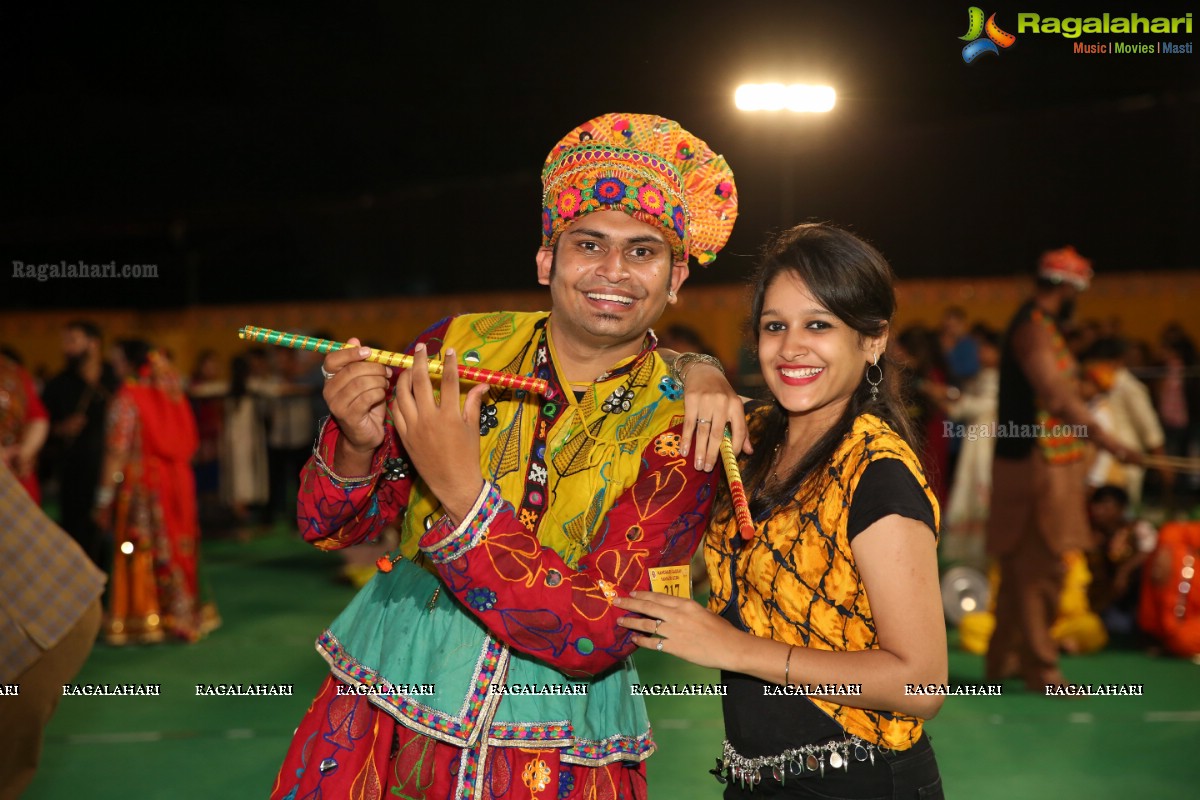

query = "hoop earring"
[865,352,883,401]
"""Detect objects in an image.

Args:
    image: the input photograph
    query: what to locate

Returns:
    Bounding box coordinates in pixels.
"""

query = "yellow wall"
[3,270,1197,382]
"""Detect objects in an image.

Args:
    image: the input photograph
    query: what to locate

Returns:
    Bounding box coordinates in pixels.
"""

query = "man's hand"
[678,363,750,471]
[322,337,391,474]
[389,345,489,526]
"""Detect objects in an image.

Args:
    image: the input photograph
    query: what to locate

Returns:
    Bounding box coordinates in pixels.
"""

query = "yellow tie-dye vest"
[705,412,940,750]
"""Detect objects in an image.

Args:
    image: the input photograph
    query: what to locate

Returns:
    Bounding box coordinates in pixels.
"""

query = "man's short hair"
[1090,484,1129,508]
[65,319,103,341]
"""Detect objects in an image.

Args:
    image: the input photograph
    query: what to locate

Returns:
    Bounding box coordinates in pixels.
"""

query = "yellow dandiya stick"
[720,429,756,539]
[237,325,549,395]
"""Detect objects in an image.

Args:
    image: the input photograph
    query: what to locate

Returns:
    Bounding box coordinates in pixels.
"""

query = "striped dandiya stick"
[720,430,756,539]
[237,325,549,395]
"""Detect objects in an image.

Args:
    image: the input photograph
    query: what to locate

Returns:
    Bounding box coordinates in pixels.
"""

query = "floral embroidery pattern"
[595,177,626,205]
[466,587,497,612]
[556,187,582,219]
[479,402,500,436]
[558,770,575,799]
[601,385,634,415]
[521,757,552,793]
[653,433,682,458]
[658,375,682,401]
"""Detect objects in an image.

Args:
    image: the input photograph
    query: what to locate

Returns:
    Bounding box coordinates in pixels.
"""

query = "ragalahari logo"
[960,7,1017,62]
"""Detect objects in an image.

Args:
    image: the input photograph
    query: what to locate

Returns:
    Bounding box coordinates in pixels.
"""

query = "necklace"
[769,442,802,484]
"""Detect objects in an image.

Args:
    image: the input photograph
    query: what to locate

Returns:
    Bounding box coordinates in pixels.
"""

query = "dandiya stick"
[237,325,548,395]
[1143,454,1200,474]
[720,430,756,539]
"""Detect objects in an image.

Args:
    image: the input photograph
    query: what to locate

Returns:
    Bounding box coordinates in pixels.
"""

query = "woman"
[94,340,217,643]
[616,223,946,798]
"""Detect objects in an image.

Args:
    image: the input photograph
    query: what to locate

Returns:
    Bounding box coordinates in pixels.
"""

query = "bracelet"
[669,352,725,386]
[784,645,794,687]
[312,423,380,488]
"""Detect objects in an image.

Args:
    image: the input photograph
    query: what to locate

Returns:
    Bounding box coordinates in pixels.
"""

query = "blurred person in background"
[895,324,950,509]
[939,305,980,389]
[0,352,49,503]
[94,340,218,644]
[220,350,270,533]
[40,320,119,567]
[264,344,325,530]
[1156,325,1200,513]
[1086,485,1155,641]
[1080,338,1166,509]
[930,325,1000,565]
[187,349,226,533]
[986,245,1139,691]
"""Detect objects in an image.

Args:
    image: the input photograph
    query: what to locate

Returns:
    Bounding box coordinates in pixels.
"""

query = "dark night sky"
[2,1,1197,310]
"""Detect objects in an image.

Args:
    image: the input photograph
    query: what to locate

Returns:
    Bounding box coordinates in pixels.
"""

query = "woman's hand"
[614,589,745,671]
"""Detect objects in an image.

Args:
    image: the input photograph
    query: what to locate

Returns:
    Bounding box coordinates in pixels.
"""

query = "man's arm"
[295,422,412,550]
[416,426,718,679]
[295,318,452,549]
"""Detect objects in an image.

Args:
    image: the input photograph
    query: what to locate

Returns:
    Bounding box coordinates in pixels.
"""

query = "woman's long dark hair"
[717,223,920,522]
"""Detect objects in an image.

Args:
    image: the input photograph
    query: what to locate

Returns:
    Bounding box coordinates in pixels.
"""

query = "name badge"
[648,565,691,600]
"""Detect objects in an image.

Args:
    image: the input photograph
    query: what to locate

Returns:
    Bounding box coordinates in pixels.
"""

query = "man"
[271,113,738,800]
[39,320,119,566]
[0,462,105,799]
[985,246,1139,692]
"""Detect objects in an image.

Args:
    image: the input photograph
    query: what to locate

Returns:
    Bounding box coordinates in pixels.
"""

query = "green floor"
[25,528,1199,799]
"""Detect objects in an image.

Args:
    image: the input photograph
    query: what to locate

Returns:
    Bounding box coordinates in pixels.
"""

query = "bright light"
[735,83,836,113]
[961,597,978,612]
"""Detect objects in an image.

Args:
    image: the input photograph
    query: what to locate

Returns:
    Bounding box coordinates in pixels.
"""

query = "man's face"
[941,313,965,340]
[536,210,687,354]
[1057,285,1081,323]
[62,328,90,359]
[1088,496,1124,533]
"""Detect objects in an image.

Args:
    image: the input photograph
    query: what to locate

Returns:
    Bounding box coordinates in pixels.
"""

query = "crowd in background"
[2,311,1199,656]
[884,308,1199,662]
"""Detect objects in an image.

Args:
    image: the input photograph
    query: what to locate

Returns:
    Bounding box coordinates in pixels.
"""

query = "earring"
[865,352,883,401]
[668,290,677,300]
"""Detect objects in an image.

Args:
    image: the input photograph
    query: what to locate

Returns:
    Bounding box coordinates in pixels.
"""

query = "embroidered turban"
[541,113,738,265]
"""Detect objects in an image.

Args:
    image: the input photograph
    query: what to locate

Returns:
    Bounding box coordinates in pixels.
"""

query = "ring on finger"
[321,365,335,381]
[655,639,664,651]
[653,619,663,635]
[697,418,711,425]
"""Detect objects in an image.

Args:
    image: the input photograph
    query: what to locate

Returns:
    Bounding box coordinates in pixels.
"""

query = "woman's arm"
[614,514,947,719]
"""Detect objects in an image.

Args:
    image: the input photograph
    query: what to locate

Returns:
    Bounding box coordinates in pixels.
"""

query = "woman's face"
[757,270,882,421]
